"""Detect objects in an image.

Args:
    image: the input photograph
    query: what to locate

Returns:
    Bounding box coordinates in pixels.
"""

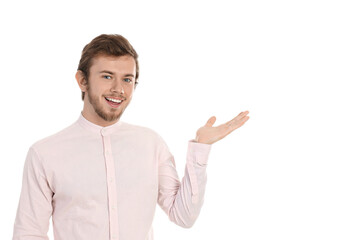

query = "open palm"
[195,111,250,145]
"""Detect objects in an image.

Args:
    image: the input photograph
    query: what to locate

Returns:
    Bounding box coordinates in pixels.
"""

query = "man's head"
[75,34,139,126]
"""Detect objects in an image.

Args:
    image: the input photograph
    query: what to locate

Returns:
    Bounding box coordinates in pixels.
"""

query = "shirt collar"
[76,112,123,136]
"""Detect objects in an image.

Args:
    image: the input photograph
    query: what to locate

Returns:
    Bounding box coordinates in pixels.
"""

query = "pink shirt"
[12,113,212,240]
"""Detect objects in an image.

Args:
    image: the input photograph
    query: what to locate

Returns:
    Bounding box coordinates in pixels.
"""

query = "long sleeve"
[11,114,214,240]
[13,147,54,240]
[157,138,212,228]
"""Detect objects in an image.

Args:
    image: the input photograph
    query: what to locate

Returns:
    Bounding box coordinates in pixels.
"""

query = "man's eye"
[124,78,132,83]
[103,75,112,80]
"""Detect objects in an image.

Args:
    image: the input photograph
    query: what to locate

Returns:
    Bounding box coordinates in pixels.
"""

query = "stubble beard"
[87,85,125,122]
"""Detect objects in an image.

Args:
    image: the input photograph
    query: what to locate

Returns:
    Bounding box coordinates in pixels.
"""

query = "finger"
[215,116,249,141]
[234,111,250,122]
[237,110,249,117]
[224,111,249,127]
[205,116,216,127]
[224,115,250,133]
[236,116,250,128]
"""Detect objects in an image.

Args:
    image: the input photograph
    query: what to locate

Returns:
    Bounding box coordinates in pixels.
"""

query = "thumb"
[205,116,216,127]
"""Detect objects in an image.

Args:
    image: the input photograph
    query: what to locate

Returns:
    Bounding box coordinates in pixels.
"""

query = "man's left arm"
[157,111,250,228]
[157,138,211,228]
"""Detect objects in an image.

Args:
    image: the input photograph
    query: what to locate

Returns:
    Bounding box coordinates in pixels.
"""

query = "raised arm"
[157,110,250,228]
[157,138,211,228]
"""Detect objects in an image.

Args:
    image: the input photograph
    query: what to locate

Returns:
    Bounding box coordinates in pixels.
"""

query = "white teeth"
[105,97,123,103]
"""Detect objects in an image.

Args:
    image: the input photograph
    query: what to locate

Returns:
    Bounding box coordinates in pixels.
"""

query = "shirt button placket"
[101,129,119,239]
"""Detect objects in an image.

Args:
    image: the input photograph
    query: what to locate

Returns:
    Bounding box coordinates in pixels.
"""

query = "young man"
[12,34,250,240]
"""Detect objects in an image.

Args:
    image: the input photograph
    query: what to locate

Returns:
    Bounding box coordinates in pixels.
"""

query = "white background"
[1,0,359,239]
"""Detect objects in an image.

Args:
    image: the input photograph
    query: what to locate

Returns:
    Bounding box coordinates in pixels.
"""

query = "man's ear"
[75,70,88,92]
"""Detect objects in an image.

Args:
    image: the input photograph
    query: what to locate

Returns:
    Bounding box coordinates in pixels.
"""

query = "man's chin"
[104,114,121,122]
[94,110,121,122]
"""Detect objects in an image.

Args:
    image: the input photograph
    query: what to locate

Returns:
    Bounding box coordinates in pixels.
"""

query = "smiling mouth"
[105,97,123,108]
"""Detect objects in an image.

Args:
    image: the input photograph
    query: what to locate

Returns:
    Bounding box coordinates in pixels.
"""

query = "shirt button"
[109,177,113,182]
[112,205,116,210]
[101,129,106,136]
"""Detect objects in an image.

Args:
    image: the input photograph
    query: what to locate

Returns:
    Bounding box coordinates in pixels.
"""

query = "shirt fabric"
[12,112,212,240]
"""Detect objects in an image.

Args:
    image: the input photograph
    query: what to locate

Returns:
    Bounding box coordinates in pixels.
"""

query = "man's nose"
[111,79,125,94]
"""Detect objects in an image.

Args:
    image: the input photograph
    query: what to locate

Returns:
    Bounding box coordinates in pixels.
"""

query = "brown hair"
[77,34,139,101]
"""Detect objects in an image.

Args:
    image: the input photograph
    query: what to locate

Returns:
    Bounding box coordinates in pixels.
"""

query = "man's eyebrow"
[99,71,134,78]
[124,74,135,78]
[99,70,114,75]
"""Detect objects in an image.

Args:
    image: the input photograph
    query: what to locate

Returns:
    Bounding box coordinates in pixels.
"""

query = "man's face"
[78,54,136,126]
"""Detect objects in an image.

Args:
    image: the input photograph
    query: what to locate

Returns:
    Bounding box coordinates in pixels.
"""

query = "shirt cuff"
[187,139,212,165]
